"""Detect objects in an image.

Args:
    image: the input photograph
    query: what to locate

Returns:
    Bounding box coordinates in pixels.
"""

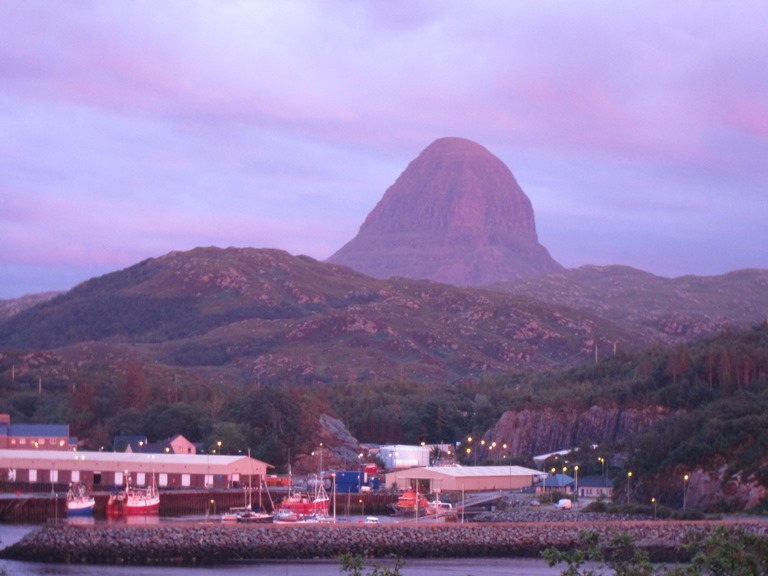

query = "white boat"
[66,483,95,517]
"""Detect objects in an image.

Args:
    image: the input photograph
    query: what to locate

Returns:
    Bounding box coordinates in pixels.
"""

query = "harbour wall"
[2,520,767,566]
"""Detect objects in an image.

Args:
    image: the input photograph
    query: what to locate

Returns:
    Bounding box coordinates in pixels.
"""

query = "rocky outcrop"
[484,405,671,457]
[293,414,362,473]
[328,137,562,286]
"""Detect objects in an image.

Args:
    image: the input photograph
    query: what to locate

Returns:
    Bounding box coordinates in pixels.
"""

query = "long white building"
[0,449,271,491]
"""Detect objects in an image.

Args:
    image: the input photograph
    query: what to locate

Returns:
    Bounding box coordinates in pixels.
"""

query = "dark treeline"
[0,324,766,478]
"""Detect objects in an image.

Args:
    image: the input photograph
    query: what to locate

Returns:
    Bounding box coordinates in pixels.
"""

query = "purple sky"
[2,2,767,299]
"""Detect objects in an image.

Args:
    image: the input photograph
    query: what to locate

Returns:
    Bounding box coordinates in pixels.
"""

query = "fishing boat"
[106,474,160,516]
[66,483,95,517]
[274,472,330,522]
[391,488,428,516]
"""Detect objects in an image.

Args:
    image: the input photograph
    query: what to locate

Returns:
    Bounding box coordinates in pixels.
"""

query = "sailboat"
[236,479,274,523]
[223,450,273,523]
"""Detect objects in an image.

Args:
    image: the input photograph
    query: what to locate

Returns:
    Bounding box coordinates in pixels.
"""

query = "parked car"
[555,499,573,510]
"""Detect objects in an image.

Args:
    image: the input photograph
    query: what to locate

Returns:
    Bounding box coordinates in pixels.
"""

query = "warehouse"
[385,465,547,493]
[0,449,271,491]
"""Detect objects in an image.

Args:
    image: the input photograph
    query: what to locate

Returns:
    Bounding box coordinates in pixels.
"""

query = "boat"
[235,507,274,523]
[223,473,274,523]
[391,488,428,516]
[426,497,453,516]
[106,473,160,516]
[274,472,330,522]
[66,483,95,517]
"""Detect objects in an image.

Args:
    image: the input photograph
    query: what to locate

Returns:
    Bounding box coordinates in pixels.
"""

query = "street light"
[598,457,605,478]
[651,497,657,520]
[683,474,689,513]
[574,465,579,504]
[627,471,633,504]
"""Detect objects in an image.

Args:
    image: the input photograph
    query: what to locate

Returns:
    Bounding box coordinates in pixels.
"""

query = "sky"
[2,1,767,299]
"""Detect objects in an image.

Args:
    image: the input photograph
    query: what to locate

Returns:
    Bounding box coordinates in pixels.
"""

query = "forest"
[0,324,766,485]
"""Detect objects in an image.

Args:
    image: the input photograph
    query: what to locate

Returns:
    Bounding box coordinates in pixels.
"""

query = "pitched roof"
[577,475,614,488]
[10,423,69,437]
[536,473,574,488]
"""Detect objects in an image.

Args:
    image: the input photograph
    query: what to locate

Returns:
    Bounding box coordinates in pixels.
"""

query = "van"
[556,499,573,510]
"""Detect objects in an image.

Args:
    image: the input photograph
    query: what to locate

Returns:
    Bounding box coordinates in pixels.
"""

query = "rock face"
[485,405,672,457]
[328,137,563,286]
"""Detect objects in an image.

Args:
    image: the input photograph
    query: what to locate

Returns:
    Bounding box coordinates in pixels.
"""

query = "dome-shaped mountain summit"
[328,137,563,286]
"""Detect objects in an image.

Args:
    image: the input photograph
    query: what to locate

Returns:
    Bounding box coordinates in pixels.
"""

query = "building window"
[136,473,146,486]
[29,469,37,482]
[19,439,26,445]
[182,474,191,487]
[49,439,56,445]
[204,474,213,488]
[10,439,16,445]
[72,470,80,482]
[115,472,124,486]
[50,470,59,483]
[159,473,168,487]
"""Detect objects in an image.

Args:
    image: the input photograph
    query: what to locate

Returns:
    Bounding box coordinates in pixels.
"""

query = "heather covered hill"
[328,137,562,285]
[0,291,60,322]
[492,265,768,345]
[0,247,638,385]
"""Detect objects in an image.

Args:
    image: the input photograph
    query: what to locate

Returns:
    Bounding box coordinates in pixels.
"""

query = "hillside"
[0,247,639,387]
[0,291,60,322]
[492,265,768,345]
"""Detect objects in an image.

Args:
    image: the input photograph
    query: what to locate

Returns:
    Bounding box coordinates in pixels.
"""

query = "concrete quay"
[1,520,767,566]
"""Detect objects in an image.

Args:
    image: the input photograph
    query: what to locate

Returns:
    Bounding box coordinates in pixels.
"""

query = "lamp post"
[683,474,689,513]
[627,471,632,504]
[574,465,579,505]
[652,497,657,520]
[598,457,605,478]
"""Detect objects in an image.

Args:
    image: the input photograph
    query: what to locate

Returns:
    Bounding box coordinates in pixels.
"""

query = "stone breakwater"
[1,521,767,566]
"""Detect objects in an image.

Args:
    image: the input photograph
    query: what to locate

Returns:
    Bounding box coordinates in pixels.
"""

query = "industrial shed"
[385,465,547,493]
[0,449,271,491]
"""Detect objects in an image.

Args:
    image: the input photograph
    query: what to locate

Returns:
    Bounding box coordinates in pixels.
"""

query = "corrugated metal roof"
[423,465,546,478]
[0,449,271,475]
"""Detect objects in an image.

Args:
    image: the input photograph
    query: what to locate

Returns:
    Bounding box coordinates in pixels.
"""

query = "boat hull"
[66,499,95,517]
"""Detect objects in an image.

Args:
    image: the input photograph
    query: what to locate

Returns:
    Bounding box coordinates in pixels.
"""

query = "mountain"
[327,137,563,286]
[491,265,768,345]
[0,247,639,386]
[0,291,61,322]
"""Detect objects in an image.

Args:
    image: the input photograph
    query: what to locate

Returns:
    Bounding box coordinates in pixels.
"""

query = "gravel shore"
[1,519,767,566]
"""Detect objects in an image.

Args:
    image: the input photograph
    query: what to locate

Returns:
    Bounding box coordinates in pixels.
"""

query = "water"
[0,525,564,575]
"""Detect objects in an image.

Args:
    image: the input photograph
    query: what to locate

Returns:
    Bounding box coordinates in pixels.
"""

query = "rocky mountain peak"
[328,137,562,286]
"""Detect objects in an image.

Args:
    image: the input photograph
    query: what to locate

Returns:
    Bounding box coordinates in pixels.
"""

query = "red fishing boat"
[106,474,160,516]
[274,473,329,522]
